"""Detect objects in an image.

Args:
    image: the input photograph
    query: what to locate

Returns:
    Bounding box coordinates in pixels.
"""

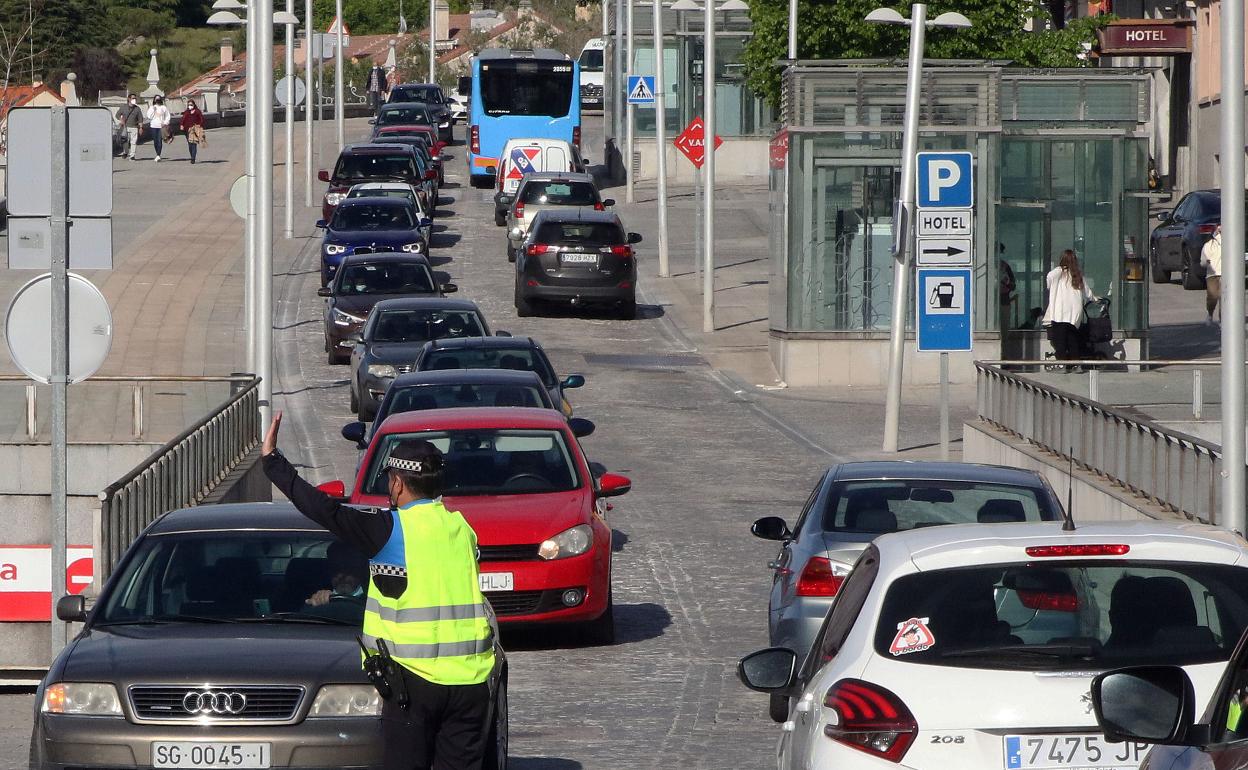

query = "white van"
[492,138,588,225]
[578,38,606,109]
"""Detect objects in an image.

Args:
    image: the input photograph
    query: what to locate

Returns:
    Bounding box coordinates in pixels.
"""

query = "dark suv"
[514,209,641,319]
[30,503,508,770]
[318,143,434,222]
[1149,189,1247,289]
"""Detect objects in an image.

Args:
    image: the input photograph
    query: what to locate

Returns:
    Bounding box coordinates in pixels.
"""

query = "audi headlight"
[325,243,347,255]
[331,308,364,326]
[42,683,122,716]
[326,192,346,205]
[401,242,424,253]
[538,524,593,560]
[308,685,381,717]
[368,364,397,379]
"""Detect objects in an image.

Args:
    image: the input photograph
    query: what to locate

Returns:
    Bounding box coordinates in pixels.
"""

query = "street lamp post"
[673,0,748,333]
[209,1,298,425]
[1221,0,1245,532]
[653,0,669,277]
[867,3,970,454]
[625,0,635,202]
[304,4,314,207]
[429,0,437,82]
[284,0,295,239]
[335,0,345,150]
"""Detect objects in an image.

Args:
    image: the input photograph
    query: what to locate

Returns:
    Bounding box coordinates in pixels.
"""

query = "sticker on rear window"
[889,617,935,656]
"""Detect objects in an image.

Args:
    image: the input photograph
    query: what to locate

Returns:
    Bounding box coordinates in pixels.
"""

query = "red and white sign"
[0,546,93,621]
[888,616,935,656]
[674,117,722,170]
[769,130,789,171]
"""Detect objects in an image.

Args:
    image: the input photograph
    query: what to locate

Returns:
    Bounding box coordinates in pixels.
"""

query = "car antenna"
[1062,447,1076,532]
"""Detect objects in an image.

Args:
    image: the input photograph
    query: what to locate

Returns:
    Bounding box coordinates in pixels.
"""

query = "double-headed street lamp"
[671,0,748,333]
[869,3,970,454]
[209,0,298,426]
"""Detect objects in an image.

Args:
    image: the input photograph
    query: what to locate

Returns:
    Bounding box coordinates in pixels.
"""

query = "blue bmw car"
[316,197,431,286]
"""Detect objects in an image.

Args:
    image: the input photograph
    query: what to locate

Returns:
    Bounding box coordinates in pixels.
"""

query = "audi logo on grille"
[182,690,248,715]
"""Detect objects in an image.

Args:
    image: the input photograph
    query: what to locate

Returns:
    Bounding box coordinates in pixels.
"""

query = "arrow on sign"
[921,244,967,258]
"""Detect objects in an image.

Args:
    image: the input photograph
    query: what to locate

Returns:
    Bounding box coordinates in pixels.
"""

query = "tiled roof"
[0,84,64,120]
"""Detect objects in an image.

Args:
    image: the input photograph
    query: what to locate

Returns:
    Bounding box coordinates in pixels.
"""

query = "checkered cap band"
[385,456,424,473]
[371,562,407,578]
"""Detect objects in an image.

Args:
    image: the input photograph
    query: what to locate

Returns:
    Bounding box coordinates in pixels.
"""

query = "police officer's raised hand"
[262,411,283,456]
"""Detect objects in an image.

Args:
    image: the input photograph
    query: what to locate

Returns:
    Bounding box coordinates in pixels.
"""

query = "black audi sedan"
[30,503,508,770]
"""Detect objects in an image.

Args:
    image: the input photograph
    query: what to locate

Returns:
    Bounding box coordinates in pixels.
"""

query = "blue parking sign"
[917,151,973,208]
[917,268,973,352]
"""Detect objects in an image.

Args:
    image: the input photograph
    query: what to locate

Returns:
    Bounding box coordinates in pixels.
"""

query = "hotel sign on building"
[1097,19,1193,56]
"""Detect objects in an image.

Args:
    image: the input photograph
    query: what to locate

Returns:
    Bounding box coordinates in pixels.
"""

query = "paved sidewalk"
[614,180,977,461]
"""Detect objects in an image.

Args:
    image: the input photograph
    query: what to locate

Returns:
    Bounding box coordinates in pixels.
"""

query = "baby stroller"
[1044,297,1113,370]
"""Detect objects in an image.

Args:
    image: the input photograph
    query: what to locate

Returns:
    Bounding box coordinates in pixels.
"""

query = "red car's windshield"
[364,428,581,496]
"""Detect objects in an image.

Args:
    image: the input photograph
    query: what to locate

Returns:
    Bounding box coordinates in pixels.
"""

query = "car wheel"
[495,209,506,227]
[1150,245,1171,284]
[769,693,789,723]
[1181,246,1205,290]
[328,348,348,365]
[514,282,536,317]
[616,296,637,321]
[582,589,615,645]
[349,384,359,413]
[358,399,375,422]
[506,244,516,263]
[482,677,508,770]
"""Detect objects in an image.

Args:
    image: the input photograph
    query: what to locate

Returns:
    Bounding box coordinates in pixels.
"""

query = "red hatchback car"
[344,407,631,643]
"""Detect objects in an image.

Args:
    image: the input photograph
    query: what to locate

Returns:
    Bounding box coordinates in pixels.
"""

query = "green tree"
[313,0,428,36]
[741,0,1112,107]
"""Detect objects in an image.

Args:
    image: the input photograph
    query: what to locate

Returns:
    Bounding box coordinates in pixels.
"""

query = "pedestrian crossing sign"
[627,76,656,105]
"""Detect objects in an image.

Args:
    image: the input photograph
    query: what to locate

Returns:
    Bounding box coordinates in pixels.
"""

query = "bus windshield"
[480,61,574,117]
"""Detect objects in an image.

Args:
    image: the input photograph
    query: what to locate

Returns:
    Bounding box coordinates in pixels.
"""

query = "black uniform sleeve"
[263,452,393,559]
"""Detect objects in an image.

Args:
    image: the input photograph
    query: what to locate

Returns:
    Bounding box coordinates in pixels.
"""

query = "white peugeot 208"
[738,520,1248,770]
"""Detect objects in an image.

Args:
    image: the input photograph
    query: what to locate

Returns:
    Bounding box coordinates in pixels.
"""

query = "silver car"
[750,460,1065,721]
[498,172,612,262]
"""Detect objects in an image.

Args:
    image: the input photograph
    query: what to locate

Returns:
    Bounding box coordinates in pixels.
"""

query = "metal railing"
[976,361,1223,524]
[97,376,261,580]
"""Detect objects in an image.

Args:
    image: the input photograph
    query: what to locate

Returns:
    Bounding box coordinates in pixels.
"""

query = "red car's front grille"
[479,544,541,562]
[484,590,544,616]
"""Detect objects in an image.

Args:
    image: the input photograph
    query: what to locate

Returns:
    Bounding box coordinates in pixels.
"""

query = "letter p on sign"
[917,151,973,209]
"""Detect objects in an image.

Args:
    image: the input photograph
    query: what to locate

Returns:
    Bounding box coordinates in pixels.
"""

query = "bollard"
[132,384,144,439]
[26,384,37,439]
[1088,367,1099,402]
[1193,369,1203,419]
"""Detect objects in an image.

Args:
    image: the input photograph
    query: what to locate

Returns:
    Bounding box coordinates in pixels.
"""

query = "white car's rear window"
[873,561,1248,670]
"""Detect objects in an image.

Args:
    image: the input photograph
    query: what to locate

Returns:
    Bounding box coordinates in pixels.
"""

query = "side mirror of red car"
[316,480,347,499]
[597,473,631,498]
[318,170,330,182]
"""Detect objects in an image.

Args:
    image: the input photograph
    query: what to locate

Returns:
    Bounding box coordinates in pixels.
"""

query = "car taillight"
[795,557,845,597]
[1025,544,1130,557]
[470,125,480,154]
[1017,590,1078,612]
[514,202,524,218]
[593,202,605,211]
[609,245,632,257]
[1197,223,1218,235]
[822,679,917,763]
[527,244,549,256]
[572,126,581,148]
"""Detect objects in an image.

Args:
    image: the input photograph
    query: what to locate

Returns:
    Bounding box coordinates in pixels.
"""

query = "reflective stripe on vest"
[361,632,493,659]
[362,499,495,686]
[365,597,490,623]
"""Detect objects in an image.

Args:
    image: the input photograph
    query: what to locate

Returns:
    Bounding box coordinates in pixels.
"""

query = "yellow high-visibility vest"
[362,499,495,686]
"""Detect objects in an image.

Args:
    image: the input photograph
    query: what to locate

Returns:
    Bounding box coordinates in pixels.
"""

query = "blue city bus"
[467,48,581,186]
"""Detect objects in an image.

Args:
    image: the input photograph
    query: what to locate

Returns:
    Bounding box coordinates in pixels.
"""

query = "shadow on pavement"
[1150,321,1222,359]
[499,602,672,650]
[508,759,582,770]
[610,529,629,552]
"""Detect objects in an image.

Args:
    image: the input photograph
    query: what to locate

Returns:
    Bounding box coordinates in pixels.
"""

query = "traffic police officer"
[261,413,497,770]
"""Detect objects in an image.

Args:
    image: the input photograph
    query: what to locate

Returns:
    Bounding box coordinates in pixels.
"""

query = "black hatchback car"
[411,336,585,416]
[318,143,433,223]
[1150,189,1246,289]
[386,84,455,141]
[514,209,642,319]
[30,503,508,770]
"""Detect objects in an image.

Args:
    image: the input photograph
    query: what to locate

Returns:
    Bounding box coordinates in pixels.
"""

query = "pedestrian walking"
[145,96,171,162]
[367,64,387,114]
[261,412,497,770]
[180,99,206,164]
[1201,224,1222,327]
[118,94,144,160]
[1042,249,1095,368]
